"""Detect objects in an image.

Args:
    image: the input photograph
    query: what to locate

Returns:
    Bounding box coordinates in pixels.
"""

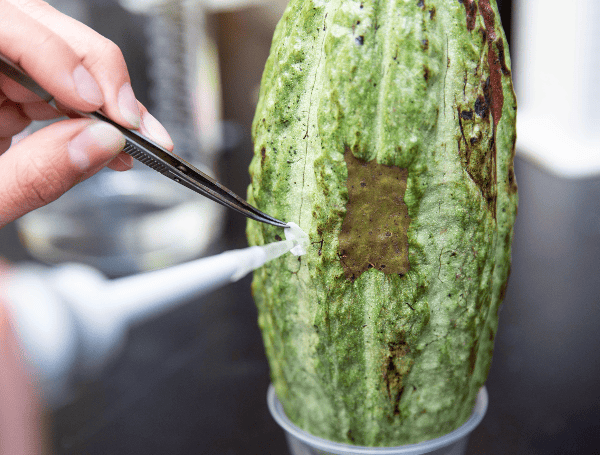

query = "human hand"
[0,0,175,228]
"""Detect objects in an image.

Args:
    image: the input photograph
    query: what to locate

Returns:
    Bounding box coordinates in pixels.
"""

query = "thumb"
[0,119,125,228]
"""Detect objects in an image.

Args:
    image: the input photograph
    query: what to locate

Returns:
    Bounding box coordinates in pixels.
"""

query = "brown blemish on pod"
[460,0,478,31]
[383,338,413,416]
[339,147,410,281]
[479,0,505,130]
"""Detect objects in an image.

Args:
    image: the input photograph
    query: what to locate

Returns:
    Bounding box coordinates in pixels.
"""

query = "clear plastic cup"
[267,385,488,455]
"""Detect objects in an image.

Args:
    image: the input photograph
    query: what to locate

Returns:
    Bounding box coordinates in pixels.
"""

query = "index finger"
[8,0,142,129]
[0,0,103,111]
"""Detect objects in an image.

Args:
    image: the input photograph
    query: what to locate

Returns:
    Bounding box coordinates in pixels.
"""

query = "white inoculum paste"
[284,222,309,256]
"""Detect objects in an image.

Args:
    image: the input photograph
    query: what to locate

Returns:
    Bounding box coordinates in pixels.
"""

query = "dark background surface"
[2,0,600,453]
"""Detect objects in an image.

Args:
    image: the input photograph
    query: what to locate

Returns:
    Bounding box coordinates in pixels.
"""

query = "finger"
[107,99,176,172]
[101,100,176,172]
[8,0,141,129]
[137,102,175,151]
[0,75,60,120]
[106,152,133,172]
[0,119,125,228]
[20,101,61,121]
[105,102,177,172]
[0,74,43,104]
[0,137,11,153]
[0,2,104,112]
[0,101,31,138]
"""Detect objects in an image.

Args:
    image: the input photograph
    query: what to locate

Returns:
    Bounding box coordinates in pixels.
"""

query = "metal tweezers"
[0,54,287,228]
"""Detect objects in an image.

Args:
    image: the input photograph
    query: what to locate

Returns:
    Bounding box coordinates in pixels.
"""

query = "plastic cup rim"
[267,384,488,455]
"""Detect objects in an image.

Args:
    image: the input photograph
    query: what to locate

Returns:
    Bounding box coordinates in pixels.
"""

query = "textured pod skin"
[247,0,517,446]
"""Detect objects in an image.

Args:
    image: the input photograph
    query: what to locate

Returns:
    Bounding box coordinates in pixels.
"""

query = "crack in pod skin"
[247,0,517,446]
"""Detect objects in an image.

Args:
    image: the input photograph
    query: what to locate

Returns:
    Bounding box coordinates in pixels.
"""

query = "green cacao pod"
[247,0,517,446]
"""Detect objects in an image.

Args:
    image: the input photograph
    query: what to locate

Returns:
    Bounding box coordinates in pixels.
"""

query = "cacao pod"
[247,0,517,446]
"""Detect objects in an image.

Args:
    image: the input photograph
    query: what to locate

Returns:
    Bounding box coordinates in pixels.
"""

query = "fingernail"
[72,65,103,106]
[68,122,125,171]
[118,82,141,128]
[142,112,174,149]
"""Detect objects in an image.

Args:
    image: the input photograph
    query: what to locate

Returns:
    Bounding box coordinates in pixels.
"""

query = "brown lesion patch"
[468,338,479,375]
[383,339,413,415]
[457,101,497,213]
[460,0,478,31]
[457,0,513,214]
[260,146,266,166]
[507,144,518,195]
[339,147,410,281]
[479,0,507,130]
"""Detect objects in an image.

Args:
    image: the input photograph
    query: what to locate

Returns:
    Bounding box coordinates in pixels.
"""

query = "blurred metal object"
[514,0,600,178]
[120,0,224,168]
[16,168,224,275]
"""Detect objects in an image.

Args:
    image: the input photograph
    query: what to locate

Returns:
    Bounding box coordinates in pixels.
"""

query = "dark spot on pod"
[347,430,355,443]
[495,40,511,76]
[275,234,282,241]
[474,96,489,118]
[508,165,517,194]
[478,26,487,43]
[460,0,477,31]
[260,146,266,165]
[421,39,429,51]
[417,0,424,7]
[460,110,473,120]
[355,35,365,46]
[429,7,436,19]
[423,66,430,81]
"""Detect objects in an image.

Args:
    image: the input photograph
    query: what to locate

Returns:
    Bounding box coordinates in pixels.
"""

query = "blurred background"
[1,0,599,453]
